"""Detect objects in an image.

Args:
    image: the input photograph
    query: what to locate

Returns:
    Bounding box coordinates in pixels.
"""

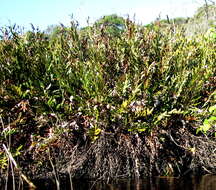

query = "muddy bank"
[2,120,215,184]
[58,125,216,180]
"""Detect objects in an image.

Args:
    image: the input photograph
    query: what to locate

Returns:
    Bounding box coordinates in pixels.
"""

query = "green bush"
[0,19,215,140]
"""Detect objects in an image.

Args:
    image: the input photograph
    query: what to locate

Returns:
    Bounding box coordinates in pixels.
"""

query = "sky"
[0,0,205,31]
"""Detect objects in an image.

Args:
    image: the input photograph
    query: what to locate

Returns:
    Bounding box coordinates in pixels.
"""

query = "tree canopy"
[94,14,126,36]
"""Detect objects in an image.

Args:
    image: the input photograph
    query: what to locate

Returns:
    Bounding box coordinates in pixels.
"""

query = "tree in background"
[203,0,216,19]
[45,24,63,40]
[94,14,126,37]
[184,2,216,35]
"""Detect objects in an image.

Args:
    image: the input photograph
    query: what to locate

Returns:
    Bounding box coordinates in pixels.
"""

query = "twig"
[169,133,187,150]
[10,158,15,190]
[48,149,60,190]
[202,166,213,174]
[204,1,209,15]
[3,144,36,189]
[67,167,73,190]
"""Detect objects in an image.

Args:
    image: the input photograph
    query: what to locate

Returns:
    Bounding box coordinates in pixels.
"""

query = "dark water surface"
[32,175,216,190]
[2,175,216,189]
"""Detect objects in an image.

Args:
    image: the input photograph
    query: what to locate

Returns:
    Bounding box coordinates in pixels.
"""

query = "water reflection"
[2,175,216,190]
[70,175,216,190]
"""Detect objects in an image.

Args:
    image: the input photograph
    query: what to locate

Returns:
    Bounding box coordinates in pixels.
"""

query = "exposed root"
[1,124,216,183]
[57,126,216,180]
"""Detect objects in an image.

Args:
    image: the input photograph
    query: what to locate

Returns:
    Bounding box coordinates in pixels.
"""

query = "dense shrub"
[0,19,215,173]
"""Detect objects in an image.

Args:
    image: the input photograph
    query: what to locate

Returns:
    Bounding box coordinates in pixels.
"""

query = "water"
[2,175,216,189]
[31,175,216,190]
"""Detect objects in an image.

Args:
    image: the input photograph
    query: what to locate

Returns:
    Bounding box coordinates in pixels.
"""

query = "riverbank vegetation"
[0,4,215,188]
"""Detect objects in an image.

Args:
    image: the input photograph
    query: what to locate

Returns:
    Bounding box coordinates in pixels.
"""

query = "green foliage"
[158,17,189,26]
[193,4,216,20]
[197,104,216,136]
[0,16,215,150]
[185,4,216,35]
[205,28,216,42]
[88,125,102,141]
[45,24,65,41]
[0,152,7,169]
[94,14,126,37]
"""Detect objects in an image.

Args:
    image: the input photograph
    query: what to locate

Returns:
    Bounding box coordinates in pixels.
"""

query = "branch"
[3,144,36,189]
[204,0,209,20]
